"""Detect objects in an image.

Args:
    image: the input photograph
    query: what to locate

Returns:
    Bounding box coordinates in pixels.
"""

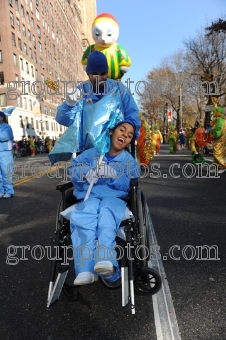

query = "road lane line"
[14,165,64,186]
[147,202,181,340]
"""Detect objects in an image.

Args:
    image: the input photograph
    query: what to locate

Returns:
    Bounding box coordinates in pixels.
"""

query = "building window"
[10,11,14,26]
[18,38,22,50]
[15,0,18,10]
[41,73,44,82]
[26,62,29,74]
[19,116,24,127]
[21,5,24,17]
[24,43,27,55]
[0,50,2,63]
[31,17,34,27]
[13,54,17,66]
[33,35,36,48]
[12,32,16,46]
[44,106,47,115]
[52,31,55,40]
[28,30,31,41]
[0,73,5,85]
[20,58,23,70]
[46,121,49,131]
[29,99,32,111]
[34,52,37,63]
[24,98,27,110]
[36,120,39,129]
[30,0,33,11]
[36,8,39,20]
[8,0,13,6]
[29,47,32,59]
[31,117,34,128]
[16,18,20,31]
[31,65,34,77]
[37,25,41,37]
[15,74,19,81]
[49,108,52,116]
[22,25,26,37]
[38,42,42,52]
[26,11,29,23]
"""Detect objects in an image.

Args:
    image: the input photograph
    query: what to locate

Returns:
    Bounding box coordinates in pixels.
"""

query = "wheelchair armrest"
[130,179,138,187]
[56,181,73,192]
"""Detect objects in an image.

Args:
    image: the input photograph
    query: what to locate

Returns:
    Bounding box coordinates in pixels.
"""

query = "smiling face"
[92,20,119,48]
[109,123,134,156]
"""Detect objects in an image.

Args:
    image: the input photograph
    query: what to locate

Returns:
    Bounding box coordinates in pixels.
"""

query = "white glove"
[66,88,81,107]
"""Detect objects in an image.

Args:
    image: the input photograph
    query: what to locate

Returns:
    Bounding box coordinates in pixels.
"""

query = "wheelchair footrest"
[47,266,69,309]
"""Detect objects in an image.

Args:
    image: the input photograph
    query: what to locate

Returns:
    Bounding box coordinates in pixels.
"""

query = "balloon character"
[81,12,131,80]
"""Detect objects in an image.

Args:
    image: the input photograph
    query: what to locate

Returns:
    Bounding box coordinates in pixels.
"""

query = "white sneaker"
[73,272,98,286]
[3,193,13,198]
[218,169,226,174]
[94,261,114,276]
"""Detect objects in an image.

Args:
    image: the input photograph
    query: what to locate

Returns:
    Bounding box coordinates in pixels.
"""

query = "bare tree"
[184,30,226,107]
[206,18,226,35]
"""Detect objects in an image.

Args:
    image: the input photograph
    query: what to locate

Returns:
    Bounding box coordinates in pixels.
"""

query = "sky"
[96,0,226,103]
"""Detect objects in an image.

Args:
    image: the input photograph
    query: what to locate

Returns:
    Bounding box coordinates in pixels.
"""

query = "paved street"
[0,145,225,340]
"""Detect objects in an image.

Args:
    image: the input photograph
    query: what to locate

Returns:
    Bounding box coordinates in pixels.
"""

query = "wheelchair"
[46,174,162,315]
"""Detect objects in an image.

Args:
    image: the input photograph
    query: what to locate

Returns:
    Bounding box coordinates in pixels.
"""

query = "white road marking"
[147,203,181,340]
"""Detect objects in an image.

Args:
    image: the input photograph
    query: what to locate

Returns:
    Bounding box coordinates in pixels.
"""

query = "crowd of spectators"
[12,135,59,158]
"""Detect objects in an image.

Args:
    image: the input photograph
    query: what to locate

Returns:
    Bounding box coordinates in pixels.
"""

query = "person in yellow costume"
[151,125,163,155]
[208,101,226,173]
[167,125,178,154]
[81,13,131,80]
[136,114,153,166]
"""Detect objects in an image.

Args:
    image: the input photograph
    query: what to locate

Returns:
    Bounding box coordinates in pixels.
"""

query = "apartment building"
[0,0,96,140]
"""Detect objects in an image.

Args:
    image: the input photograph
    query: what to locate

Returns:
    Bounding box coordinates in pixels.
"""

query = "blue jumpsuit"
[68,147,140,282]
[0,122,14,195]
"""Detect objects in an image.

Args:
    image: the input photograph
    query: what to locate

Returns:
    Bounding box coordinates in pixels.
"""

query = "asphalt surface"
[0,146,225,340]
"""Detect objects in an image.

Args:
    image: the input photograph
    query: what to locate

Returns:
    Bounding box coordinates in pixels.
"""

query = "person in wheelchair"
[68,120,140,286]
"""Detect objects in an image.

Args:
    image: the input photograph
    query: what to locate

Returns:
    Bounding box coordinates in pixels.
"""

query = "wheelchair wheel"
[99,277,121,289]
[134,267,162,296]
[137,190,149,267]
[55,188,76,231]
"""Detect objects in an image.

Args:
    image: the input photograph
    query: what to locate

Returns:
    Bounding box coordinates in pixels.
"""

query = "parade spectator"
[36,137,44,154]
[0,111,14,198]
[179,129,186,149]
[45,137,53,154]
